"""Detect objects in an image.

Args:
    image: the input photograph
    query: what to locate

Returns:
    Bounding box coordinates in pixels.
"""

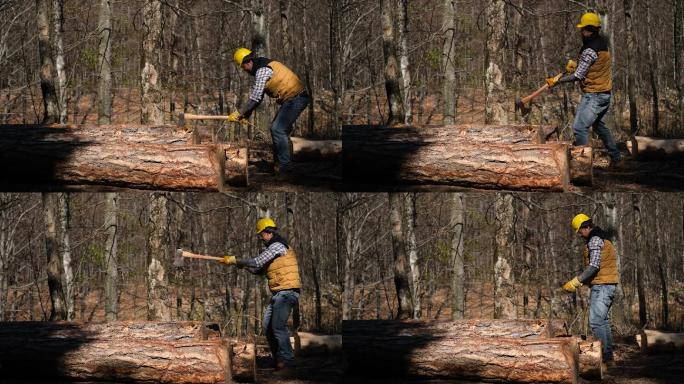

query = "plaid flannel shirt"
[244,241,287,274]
[249,67,273,102]
[586,235,604,269]
[574,48,598,81]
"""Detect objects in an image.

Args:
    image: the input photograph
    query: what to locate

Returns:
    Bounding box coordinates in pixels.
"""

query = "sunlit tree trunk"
[397,0,412,124]
[140,0,163,124]
[645,2,659,136]
[389,193,411,319]
[278,0,291,60]
[494,193,515,319]
[36,0,59,124]
[442,0,457,124]
[104,193,118,321]
[56,193,74,321]
[97,0,112,125]
[654,197,668,327]
[624,0,639,136]
[52,0,66,123]
[404,193,420,318]
[450,193,465,320]
[43,193,66,320]
[484,0,508,124]
[632,194,646,327]
[380,0,405,125]
[147,193,171,321]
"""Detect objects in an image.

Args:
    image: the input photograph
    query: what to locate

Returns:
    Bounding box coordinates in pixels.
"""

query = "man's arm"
[239,67,273,119]
[236,241,287,273]
[577,235,603,283]
[556,48,598,84]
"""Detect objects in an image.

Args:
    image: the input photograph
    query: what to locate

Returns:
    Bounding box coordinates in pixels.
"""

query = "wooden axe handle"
[181,250,225,262]
[521,83,549,105]
[183,113,231,121]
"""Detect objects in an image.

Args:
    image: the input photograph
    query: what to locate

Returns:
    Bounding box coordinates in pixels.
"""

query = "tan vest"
[582,238,619,284]
[265,61,305,104]
[581,51,612,93]
[265,247,301,293]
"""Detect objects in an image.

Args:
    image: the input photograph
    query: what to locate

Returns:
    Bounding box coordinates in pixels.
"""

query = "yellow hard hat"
[234,47,252,66]
[256,217,277,234]
[577,12,601,28]
[571,213,591,233]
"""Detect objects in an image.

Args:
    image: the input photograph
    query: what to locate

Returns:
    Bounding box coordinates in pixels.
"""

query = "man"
[223,217,301,369]
[546,12,623,168]
[229,48,310,174]
[563,213,618,369]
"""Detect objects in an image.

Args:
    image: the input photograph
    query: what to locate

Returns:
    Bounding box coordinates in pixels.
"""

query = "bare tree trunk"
[140,0,163,124]
[450,193,465,320]
[404,193,420,318]
[52,0,66,123]
[278,0,291,60]
[676,0,684,128]
[632,194,647,327]
[484,0,508,124]
[43,193,65,320]
[147,193,170,321]
[250,0,269,139]
[104,192,118,321]
[442,0,457,124]
[389,193,411,319]
[97,0,112,125]
[623,0,639,136]
[494,193,515,319]
[654,197,668,327]
[56,193,74,321]
[397,0,412,124]
[645,2,659,136]
[380,0,405,125]
[302,0,315,135]
[36,0,59,124]
[307,199,321,330]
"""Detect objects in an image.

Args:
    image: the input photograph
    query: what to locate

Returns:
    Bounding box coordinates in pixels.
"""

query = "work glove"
[562,277,583,293]
[220,256,237,266]
[566,60,577,74]
[227,111,241,122]
[546,74,562,88]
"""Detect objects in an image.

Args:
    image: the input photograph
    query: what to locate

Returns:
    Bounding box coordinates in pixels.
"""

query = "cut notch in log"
[0,321,255,383]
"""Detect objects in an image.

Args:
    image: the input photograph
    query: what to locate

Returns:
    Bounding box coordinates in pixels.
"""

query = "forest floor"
[251,341,684,383]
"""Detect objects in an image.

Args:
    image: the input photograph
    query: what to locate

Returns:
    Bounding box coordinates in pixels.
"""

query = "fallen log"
[2,124,193,144]
[290,137,342,161]
[636,329,684,353]
[0,128,248,190]
[626,136,684,160]
[0,321,255,383]
[578,338,603,380]
[343,125,571,191]
[343,320,580,383]
[569,146,593,186]
[290,332,343,356]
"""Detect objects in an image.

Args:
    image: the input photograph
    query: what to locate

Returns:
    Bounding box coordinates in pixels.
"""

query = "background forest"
[1,192,682,339]
[1,0,682,141]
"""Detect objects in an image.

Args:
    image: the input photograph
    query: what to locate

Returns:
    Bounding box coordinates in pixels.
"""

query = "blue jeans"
[572,93,621,161]
[263,289,299,364]
[589,284,616,362]
[271,92,310,169]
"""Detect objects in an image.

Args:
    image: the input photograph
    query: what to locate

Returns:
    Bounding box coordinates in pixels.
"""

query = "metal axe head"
[514,98,531,116]
[177,112,186,128]
[173,248,185,267]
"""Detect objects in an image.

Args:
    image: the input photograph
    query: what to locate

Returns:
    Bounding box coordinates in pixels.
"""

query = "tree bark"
[494,193,516,319]
[675,0,684,128]
[0,126,248,190]
[104,192,118,321]
[442,0,457,124]
[450,193,465,320]
[0,321,255,383]
[397,0,412,124]
[484,0,508,124]
[624,0,639,136]
[645,2,659,136]
[141,0,164,124]
[344,126,570,191]
[43,193,66,320]
[97,0,113,125]
[36,0,59,124]
[633,194,647,327]
[389,193,411,319]
[343,320,580,383]
[404,193,420,318]
[578,339,604,380]
[52,0,66,123]
[654,198,669,328]
[147,193,171,321]
[290,137,341,160]
[381,0,405,125]
[56,192,74,321]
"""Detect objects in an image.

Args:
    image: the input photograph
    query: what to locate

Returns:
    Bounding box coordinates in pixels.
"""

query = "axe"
[177,113,254,128]
[515,60,577,116]
[173,248,234,267]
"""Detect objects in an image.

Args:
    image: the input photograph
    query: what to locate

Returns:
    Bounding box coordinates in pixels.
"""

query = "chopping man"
[229,48,311,175]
